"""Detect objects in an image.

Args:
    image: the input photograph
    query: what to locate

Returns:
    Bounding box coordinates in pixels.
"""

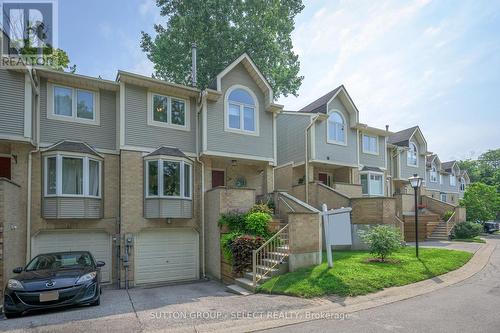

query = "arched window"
[430,163,438,182]
[327,111,346,144]
[407,142,418,166]
[459,177,466,191]
[226,86,257,133]
[450,170,456,186]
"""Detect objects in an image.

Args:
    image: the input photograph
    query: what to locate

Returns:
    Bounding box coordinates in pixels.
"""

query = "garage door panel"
[135,229,199,285]
[32,231,112,283]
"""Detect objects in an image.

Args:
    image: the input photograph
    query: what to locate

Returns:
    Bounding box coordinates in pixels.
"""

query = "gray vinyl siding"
[359,133,386,169]
[43,197,102,219]
[206,63,274,159]
[425,170,441,190]
[399,138,425,179]
[440,165,460,193]
[144,198,193,218]
[313,97,357,166]
[40,79,117,150]
[277,113,310,165]
[124,83,197,153]
[0,70,25,137]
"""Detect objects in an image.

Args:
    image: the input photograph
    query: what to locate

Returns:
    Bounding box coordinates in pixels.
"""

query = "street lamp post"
[408,173,423,258]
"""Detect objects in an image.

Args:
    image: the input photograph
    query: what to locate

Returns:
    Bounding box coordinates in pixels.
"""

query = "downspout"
[196,90,207,279]
[304,115,320,204]
[26,67,40,263]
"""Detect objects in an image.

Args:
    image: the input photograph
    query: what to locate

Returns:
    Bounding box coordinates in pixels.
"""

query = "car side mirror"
[13,267,23,274]
[96,261,105,268]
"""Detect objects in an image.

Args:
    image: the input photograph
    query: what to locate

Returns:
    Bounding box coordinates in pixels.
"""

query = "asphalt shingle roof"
[46,141,100,157]
[441,161,456,172]
[299,86,343,114]
[387,126,419,146]
[147,146,188,158]
[361,166,384,173]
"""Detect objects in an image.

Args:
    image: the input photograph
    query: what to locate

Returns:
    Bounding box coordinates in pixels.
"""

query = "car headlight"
[8,279,24,290]
[76,272,97,284]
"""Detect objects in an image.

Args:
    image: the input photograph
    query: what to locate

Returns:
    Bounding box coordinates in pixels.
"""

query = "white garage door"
[135,229,199,285]
[32,230,112,283]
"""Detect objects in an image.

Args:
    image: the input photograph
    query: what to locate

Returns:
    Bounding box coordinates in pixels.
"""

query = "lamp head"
[408,173,423,189]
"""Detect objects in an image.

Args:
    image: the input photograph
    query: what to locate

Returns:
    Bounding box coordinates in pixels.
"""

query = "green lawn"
[452,236,486,243]
[259,247,472,298]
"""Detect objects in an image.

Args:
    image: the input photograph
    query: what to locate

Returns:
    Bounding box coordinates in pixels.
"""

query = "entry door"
[0,156,11,179]
[212,170,225,188]
[318,173,332,187]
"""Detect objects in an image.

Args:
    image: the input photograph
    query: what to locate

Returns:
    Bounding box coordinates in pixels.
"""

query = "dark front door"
[318,173,328,185]
[212,170,225,188]
[0,157,11,179]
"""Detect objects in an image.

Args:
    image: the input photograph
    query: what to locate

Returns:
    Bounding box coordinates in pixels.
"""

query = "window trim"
[224,85,260,136]
[360,171,384,197]
[450,172,456,186]
[144,156,193,200]
[440,193,447,202]
[407,142,418,167]
[459,177,466,192]
[47,82,100,125]
[361,134,379,155]
[326,110,347,146]
[429,163,438,183]
[43,152,102,198]
[147,91,190,131]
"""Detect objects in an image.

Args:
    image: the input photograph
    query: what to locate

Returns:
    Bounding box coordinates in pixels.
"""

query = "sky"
[57,0,500,161]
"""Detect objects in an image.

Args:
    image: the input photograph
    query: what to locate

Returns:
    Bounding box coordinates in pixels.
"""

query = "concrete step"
[226,284,252,296]
[234,277,256,291]
[244,271,273,282]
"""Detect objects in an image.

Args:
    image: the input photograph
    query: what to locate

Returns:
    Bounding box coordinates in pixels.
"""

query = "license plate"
[39,291,59,302]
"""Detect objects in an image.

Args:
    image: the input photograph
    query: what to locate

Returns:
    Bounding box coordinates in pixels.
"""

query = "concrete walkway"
[0,239,493,333]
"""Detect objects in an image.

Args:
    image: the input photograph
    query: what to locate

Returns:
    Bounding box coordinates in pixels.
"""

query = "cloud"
[279,0,500,160]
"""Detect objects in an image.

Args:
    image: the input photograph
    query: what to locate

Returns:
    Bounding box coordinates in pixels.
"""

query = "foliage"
[230,235,265,274]
[245,212,272,237]
[218,210,248,231]
[249,203,273,215]
[460,183,500,222]
[359,226,402,261]
[452,222,483,239]
[458,148,500,193]
[17,39,75,72]
[220,231,241,261]
[443,210,454,221]
[140,0,304,98]
[259,248,472,298]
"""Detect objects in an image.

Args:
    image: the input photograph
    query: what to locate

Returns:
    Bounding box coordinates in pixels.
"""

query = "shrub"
[359,225,402,261]
[443,210,454,221]
[230,235,265,274]
[245,212,272,237]
[218,211,247,231]
[452,222,483,239]
[249,203,273,215]
[220,231,241,261]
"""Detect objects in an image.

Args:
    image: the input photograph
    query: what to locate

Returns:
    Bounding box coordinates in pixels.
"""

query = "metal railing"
[445,211,457,235]
[252,224,289,287]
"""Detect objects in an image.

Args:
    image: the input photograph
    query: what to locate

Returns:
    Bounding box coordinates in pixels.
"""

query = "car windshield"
[25,253,94,271]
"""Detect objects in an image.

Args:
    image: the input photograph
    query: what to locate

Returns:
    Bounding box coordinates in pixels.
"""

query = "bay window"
[146,159,192,199]
[149,92,188,129]
[44,154,101,197]
[360,172,384,196]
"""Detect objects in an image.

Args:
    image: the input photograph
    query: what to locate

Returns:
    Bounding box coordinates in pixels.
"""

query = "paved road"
[261,235,500,333]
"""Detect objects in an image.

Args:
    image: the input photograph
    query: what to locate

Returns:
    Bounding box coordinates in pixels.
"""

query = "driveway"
[0,280,322,333]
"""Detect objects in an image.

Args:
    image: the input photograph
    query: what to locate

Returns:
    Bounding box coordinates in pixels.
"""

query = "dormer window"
[225,85,258,135]
[407,142,418,166]
[327,111,346,145]
[430,163,438,182]
[147,92,189,130]
[47,83,99,125]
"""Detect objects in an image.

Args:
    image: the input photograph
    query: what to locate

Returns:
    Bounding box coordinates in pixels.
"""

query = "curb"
[166,241,496,333]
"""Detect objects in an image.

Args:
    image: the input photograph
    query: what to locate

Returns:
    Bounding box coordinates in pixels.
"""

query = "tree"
[359,225,402,262]
[460,183,500,222]
[141,0,304,98]
[458,148,500,192]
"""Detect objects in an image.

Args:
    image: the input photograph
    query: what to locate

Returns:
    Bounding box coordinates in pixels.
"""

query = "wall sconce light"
[231,159,237,167]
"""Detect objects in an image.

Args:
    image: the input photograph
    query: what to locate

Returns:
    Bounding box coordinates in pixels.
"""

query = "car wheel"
[90,296,100,306]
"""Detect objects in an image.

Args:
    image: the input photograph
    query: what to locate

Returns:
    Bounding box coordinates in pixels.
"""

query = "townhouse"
[0,52,281,289]
[425,157,469,204]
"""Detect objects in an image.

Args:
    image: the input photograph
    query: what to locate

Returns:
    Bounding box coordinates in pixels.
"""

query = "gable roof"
[426,154,442,168]
[146,146,188,158]
[387,126,419,146]
[442,161,457,172]
[299,86,343,114]
[44,140,102,158]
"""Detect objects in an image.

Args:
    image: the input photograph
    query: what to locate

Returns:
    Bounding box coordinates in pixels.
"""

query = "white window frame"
[440,193,447,202]
[459,177,466,192]
[144,157,192,200]
[43,153,102,198]
[407,142,418,167]
[430,163,438,183]
[327,110,347,145]
[362,134,378,155]
[147,92,190,131]
[450,172,456,186]
[47,82,100,125]
[439,174,443,185]
[224,85,259,136]
[360,171,384,197]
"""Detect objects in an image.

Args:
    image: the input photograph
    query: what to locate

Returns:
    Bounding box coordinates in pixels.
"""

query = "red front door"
[212,170,225,188]
[318,173,328,185]
[0,157,11,179]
